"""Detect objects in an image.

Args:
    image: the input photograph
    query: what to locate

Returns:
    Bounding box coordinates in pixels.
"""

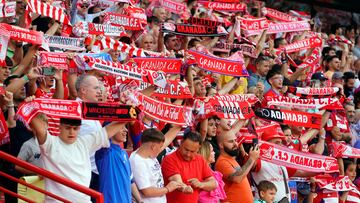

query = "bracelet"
[22,75,29,83]
[165,187,169,193]
[7,105,15,108]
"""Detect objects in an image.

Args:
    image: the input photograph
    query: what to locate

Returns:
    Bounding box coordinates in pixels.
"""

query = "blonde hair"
[198,141,211,161]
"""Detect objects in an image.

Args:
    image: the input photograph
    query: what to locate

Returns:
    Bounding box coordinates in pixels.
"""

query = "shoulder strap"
[280,166,290,195]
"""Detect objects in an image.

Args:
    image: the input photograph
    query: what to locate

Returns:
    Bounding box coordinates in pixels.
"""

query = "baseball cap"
[261,128,285,142]
[332,71,344,80]
[311,72,328,81]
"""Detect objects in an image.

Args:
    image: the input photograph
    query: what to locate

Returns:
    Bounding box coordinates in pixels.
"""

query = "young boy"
[254,180,277,203]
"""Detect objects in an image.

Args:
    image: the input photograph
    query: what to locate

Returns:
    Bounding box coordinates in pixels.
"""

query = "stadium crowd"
[0,0,360,203]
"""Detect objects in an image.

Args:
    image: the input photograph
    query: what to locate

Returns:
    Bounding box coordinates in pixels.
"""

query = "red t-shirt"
[161,150,213,203]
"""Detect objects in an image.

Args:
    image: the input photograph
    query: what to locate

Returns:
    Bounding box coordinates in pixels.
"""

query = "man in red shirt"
[161,131,216,203]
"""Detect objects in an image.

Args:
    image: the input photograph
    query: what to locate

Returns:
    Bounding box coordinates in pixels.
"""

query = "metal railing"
[0,151,104,203]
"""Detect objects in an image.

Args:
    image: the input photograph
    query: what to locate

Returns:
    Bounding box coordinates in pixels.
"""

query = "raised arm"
[160,125,181,152]
[227,146,259,184]
[29,113,48,145]
[52,69,64,99]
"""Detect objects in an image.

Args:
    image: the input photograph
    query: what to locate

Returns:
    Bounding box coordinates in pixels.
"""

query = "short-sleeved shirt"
[40,129,109,203]
[96,142,134,203]
[129,151,166,203]
[161,149,213,203]
[248,72,271,93]
[220,76,248,94]
[17,137,41,168]
[215,154,253,203]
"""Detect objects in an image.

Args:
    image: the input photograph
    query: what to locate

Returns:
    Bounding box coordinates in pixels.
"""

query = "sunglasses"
[80,4,89,8]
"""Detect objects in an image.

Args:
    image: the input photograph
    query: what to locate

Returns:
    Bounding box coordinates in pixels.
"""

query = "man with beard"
[215,130,260,203]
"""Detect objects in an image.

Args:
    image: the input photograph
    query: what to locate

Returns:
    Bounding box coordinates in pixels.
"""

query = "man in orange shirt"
[215,130,260,203]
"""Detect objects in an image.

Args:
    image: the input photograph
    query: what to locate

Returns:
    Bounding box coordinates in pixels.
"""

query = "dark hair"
[274,37,285,49]
[343,72,355,83]
[266,66,282,82]
[183,131,202,145]
[255,55,271,65]
[147,16,159,24]
[331,23,342,34]
[322,47,336,57]
[141,128,165,144]
[5,56,13,67]
[193,76,201,82]
[325,55,339,63]
[281,125,291,132]
[92,16,100,24]
[164,34,176,43]
[257,180,277,196]
[344,159,356,173]
[188,38,200,49]
[3,75,21,86]
[60,118,82,126]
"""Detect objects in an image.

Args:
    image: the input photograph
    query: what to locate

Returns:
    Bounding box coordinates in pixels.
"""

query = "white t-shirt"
[77,97,104,174]
[40,129,109,203]
[251,160,291,202]
[129,151,166,203]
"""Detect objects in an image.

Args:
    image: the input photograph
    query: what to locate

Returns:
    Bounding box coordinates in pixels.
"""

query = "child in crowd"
[254,180,277,203]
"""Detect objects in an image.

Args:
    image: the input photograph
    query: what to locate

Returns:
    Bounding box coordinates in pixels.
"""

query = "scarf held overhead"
[265,96,344,110]
[260,141,339,173]
[138,94,192,126]
[82,55,167,88]
[254,107,322,129]
[162,22,228,37]
[0,1,15,17]
[188,50,248,77]
[131,57,182,74]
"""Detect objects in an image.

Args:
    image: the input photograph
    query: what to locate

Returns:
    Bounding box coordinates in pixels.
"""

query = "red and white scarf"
[330,142,360,158]
[208,99,254,120]
[0,109,9,146]
[244,20,310,36]
[240,17,269,36]
[262,7,298,22]
[73,22,127,37]
[153,80,193,99]
[315,175,359,193]
[287,87,340,97]
[138,93,192,126]
[275,36,322,55]
[0,23,10,63]
[26,0,71,26]
[82,55,167,88]
[43,35,86,51]
[212,94,259,105]
[298,48,322,81]
[158,0,187,15]
[104,12,145,30]
[100,36,162,57]
[1,23,43,45]
[188,50,248,77]
[0,1,15,17]
[265,96,344,110]
[199,1,247,12]
[38,52,68,69]
[131,57,182,74]
[259,141,339,173]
